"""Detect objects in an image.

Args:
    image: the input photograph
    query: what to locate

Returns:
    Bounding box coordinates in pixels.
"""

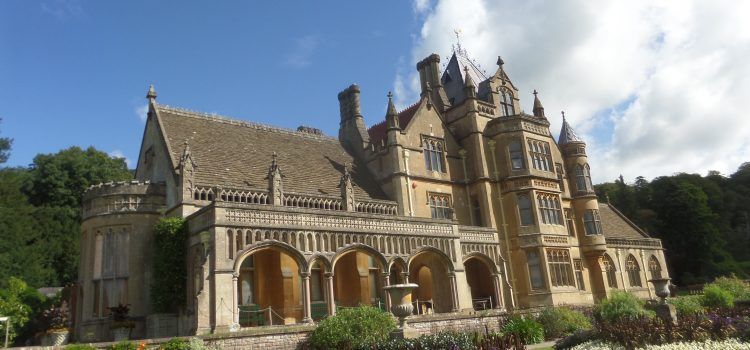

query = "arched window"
[583,209,602,235]
[527,250,544,290]
[423,138,445,172]
[429,193,452,219]
[537,193,563,225]
[575,164,587,192]
[649,256,662,279]
[508,140,525,170]
[527,139,552,172]
[500,88,515,116]
[603,254,617,288]
[518,194,534,226]
[584,164,593,190]
[546,249,575,287]
[626,255,642,287]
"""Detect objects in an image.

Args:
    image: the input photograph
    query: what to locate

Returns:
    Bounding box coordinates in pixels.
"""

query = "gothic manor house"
[75,47,668,340]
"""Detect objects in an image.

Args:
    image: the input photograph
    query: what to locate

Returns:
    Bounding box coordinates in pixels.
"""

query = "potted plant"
[41,303,70,346]
[109,304,135,341]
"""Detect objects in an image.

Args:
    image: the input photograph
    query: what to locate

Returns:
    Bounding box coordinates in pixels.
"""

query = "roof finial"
[386,91,400,130]
[533,89,545,119]
[452,29,466,56]
[561,111,566,121]
[146,84,157,101]
[497,56,505,67]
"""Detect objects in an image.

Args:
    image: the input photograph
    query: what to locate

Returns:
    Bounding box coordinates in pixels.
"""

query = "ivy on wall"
[151,217,187,313]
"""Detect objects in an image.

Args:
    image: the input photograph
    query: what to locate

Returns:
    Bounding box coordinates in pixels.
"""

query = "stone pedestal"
[654,303,677,325]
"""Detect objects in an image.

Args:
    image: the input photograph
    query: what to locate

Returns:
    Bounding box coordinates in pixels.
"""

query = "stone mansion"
[75,47,668,341]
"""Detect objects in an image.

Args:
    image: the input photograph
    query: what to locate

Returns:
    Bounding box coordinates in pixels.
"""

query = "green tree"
[0,277,45,345]
[0,118,11,164]
[24,146,131,208]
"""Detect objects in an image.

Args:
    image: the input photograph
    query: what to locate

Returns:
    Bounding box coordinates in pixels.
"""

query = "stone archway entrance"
[236,248,302,326]
[332,249,386,310]
[409,250,454,314]
[464,256,497,310]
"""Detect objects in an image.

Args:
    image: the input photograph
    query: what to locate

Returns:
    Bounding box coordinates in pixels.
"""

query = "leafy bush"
[65,344,97,350]
[0,277,35,344]
[553,329,596,350]
[412,331,475,350]
[308,306,396,349]
[668,295,705,316]
[536,307,591,339]
[708,275,750,300]
[703,284,734,308]
[151,218,187,313]
[41,304,70,331]
[596,291,653,323]
[501,315,544,344]
[109,341,137,350]
[159,338,190,350]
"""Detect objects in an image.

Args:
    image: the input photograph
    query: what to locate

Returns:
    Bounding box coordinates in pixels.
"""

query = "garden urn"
[383,283,419,339]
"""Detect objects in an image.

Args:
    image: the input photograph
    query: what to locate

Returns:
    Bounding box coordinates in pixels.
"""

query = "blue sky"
[0,1,419,168]
[2,0,749,182]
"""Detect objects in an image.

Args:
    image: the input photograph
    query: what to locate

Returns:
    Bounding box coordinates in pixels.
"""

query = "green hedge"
[151,217,188,313]
[535,307,591,339]
[308,306,396,349]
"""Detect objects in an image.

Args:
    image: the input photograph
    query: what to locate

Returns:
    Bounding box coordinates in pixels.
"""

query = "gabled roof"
[367,101,420,144]
[154,105,388,201]
[558,116,584,144]
[599,203,651,239]
[441,51,489,105]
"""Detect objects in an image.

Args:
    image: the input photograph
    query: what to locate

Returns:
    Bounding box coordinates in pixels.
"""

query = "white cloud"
[404,0,750,183]
[41,0,83,20]
[108,149,132,169]
[135,103,148,122]
[283,35,320,69]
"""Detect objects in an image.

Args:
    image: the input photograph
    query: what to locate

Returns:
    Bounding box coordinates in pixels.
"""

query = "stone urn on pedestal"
[383,283,419,340]
[648,278,677,324]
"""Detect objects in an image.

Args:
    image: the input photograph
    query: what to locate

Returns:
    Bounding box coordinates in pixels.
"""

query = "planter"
[42,329,69,346]
[111,326,131,342]
[383,283,419,339]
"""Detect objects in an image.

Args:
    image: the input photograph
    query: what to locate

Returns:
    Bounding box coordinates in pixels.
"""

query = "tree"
[0,118,11,164]
[24,146,132,208]
[0,277,44,345]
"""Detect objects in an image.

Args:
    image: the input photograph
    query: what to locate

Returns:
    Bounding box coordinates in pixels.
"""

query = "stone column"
[492,273,504,310]
[448,273,459,312]
[232,273,239,327]
[302,272,312,323]
[325,272,336,316]
[382,272,392,313]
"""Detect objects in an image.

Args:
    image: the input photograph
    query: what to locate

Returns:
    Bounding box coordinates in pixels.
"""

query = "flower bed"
[570,338,750,350]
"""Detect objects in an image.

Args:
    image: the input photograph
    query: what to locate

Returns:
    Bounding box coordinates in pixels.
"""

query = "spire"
[463,66,477,99]
[558,111,584,145]
[532,90,545,119]
[146,84,157,102]
[386,91,400,130]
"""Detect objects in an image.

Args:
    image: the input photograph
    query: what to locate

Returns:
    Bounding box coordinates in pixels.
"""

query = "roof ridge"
[603,202,651,238]
[156,104,338,142]
[398,101,420,114]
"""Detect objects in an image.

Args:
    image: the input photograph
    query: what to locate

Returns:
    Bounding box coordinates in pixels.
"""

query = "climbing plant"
[151,217,187,313]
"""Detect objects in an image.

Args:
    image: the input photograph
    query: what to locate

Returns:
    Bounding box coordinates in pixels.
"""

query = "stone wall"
[409,310,508,336]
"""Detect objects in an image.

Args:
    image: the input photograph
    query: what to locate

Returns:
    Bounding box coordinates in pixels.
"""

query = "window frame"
[517,194,534,226]
[499,88,515,116]
[527,139,553,172]
[508,140,525,170]
[603,254,618,288]
[92,227,129,319]
[526,249,545,290]
[537,193,563,225]
[428,192,453,220]
[573,259,586,291]
[583,209,602,235]
[626,255,643,287]
[648,256,662,279]
[422,136,446,173]
[546,249,575,288]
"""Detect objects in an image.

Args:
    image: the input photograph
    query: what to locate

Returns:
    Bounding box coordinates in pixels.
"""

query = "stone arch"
[307,254,332,274]
[462,252,499,274]
[388,256,408,285]
[463,252,500,310]
[332,243,388,270]
[331,243,388,309]
[408,247,456,314]
[407,246,455,272]
[234,240,308,273]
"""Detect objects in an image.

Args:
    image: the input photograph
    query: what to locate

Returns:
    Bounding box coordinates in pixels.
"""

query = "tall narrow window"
[565,209,576,237]
[368,257,381,305]
[626,255,642,287]
[509,140,525,170]
[526,250,545,290]
[547,249,575,287]
[471,196,482,226]
[603,254,618,288]
[429,193,452,219]
[227,230,234,259]
[648,256,662,279]
[528,139,553,172]
[555,163,565,191]
[500,88,515,116]
[92,227,129,318]
[518,194,534,226]
[423,137,446,172]
[537,194,563,225]
[575,165,587,192]
[584,164,593,190]
[574,259,585,291]
[583,210,602,235]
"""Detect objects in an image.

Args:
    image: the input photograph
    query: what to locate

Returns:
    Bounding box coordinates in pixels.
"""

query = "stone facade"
[75,46,669,342]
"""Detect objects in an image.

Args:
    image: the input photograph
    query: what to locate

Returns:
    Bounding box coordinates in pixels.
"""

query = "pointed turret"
[386,91,400,131]
[463,66,477,99]
[146,84,157,102]
[532,90,546,119]
[339,163,355,212]
[558,112,584,145]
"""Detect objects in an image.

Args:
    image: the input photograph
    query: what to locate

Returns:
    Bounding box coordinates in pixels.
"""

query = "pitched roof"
[599,203,651,239]
[367,101,420,144]
[441,51,489,106]
[155,105,388,201]
[558,116,584,145]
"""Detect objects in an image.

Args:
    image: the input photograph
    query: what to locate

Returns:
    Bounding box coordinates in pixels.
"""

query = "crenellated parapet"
[82,180,166,219]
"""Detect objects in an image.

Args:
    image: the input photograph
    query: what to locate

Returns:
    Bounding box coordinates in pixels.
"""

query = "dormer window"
[500,88,515,116]
[422,137,445,173]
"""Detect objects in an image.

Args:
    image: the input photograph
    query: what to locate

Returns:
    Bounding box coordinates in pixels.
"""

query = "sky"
[1,0,748,184]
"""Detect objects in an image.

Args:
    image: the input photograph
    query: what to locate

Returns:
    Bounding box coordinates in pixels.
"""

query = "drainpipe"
[487,140,517,309]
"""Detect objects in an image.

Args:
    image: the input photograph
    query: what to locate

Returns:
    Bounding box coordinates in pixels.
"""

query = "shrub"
[308,306,396,349]
[668,295,705,316]
[553,329,596,350]
[414,331,475,350]
[708,275,750,300]
[66,345,97,350]
[151,217,187,313]
[109,341,137,350]
[596,291,652,323]
[41,303,70,331]
[159,338,190,350]
[501,315,544,344]
[703,284,734,308]
[536,307,591,339]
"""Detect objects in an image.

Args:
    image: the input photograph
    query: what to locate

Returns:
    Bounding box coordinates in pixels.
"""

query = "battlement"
[82,181,166,219]
[84,180,166,199]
